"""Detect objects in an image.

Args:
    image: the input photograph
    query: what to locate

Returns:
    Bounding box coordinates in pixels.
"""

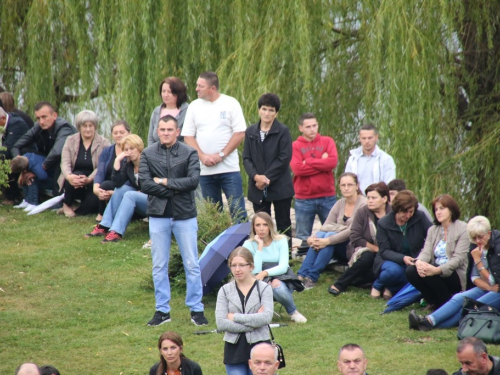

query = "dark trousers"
[406,265,462,308]
[1,173,22,202]
[97,180,115,215]
[252,197,292,249]
[334,251,376,292]
[63,171,99,215]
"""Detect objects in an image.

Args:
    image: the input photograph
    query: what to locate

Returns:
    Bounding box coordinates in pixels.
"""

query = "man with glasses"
[290,112,338,242]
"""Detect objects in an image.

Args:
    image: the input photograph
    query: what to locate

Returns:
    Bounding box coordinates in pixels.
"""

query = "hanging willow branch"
[2,0,500,224]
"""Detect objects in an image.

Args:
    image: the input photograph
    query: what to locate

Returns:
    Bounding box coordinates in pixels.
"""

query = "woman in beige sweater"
[405,194,469,309]
[298,172,366,289]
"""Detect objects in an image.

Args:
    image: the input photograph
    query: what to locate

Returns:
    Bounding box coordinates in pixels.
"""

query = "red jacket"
[290,134,338,199]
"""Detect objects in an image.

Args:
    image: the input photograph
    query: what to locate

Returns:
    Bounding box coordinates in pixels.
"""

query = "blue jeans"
[149,216,204,313]
[294,196,337,240]
[199,172,247,223]
[272,280,297,315]
[297,231,348,282]
[104,190,147,236]
[372,261,407,294]
[225,363,252,375]
[429,287,500,328]
[101,184,136,224]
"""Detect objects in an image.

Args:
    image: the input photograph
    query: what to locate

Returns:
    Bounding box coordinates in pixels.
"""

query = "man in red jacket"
[290,112,338,241]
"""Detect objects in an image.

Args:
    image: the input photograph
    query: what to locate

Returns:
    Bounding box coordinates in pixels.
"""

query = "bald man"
[15,363,41,375]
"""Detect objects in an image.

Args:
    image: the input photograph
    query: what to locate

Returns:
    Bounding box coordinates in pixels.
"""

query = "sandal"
[383,289,393,301]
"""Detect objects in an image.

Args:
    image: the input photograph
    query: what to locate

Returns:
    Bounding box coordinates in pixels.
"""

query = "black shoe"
[328,285,341,296]
[409,310,433,331]
[147,311,171,326]
[191,311,208,326]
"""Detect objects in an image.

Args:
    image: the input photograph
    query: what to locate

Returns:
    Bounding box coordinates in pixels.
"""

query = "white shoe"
[290,311,307,323]
[14,200,29,209]
[24,204,37,212]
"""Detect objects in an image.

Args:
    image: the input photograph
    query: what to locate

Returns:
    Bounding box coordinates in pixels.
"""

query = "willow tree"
[1,0,500,224]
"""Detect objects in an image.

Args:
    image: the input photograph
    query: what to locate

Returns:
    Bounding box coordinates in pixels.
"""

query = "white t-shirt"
[182,94,247,175]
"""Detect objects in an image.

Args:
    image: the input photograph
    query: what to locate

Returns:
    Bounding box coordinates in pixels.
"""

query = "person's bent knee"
[271,279,282,288]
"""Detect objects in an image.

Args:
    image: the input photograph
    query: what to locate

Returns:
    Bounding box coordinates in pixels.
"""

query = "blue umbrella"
[382,283,422,314]
[199,221,251,295]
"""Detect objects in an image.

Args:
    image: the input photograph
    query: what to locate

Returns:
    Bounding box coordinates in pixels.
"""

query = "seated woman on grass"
[85,134,146,243]
[93,120,131,222]
[372,190,432,300]
[58,110,110,217]
[406,194,469,310]
[409,216,500,331]
[297,172,366,289]
[328,182,392,296]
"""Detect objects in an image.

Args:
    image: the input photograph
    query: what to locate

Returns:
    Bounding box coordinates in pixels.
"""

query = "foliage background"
[2,0,500,225]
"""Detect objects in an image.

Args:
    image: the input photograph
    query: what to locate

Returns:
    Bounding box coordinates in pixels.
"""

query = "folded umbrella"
[199,221,251,295]
[27,194,65,215]
[382,282,421,314]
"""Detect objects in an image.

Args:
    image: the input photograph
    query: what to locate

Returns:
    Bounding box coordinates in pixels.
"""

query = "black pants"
[63,171,99,215]
[252,197,292,249]
[1,172,22,202]
[97,180,115,215]
[405,265,462,308]
[334,251,376,292]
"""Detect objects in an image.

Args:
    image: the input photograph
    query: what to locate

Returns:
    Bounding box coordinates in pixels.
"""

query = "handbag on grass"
[256,281,286,368]
[457,297,500,343]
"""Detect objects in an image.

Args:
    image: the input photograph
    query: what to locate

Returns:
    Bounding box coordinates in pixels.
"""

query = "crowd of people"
[2,70,499,374]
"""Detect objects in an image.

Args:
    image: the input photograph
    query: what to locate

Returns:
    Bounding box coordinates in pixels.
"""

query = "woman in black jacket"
[372,190,432,299]
[243,93,294,247]
[150,331,203,375]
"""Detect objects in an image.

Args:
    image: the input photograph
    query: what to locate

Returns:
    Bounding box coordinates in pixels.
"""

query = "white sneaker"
[290,311,307,323]
[24,204,37,212]
[14,200,29,209]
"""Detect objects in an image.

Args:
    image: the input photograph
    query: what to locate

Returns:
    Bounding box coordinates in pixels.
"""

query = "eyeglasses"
[340,183,356,188]
[230,263,250,269]
[473,234,489,242]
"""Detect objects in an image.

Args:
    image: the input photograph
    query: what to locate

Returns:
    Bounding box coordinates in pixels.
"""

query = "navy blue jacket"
[1,113,34,159]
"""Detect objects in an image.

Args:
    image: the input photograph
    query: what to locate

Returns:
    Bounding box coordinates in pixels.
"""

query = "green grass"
[1,204,498,374]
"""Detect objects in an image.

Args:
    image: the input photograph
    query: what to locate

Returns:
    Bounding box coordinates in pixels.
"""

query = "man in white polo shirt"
[182,71,248,223]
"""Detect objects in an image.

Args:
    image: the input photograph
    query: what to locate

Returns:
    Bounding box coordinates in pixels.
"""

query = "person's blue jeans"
[149,216,204,313]
[225,363,252,375]
[199,172,247,223]
[100,184,136,226]
[294,196,337,240]
[297,231,348,282]
[372,261,407,294]
[429,287,500,328]
[105,191,147,236]
[272,280,297,315]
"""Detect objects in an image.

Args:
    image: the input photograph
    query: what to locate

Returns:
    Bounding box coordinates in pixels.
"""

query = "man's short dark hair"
[457,337,488,355]
[426,370,448,375]
[388,179,406,192]
[360,123,378,134]
[258,93,281,112]
[159,115,178,128]
[338,343,365,359]
[199,71,219,90]
[40,365,60,375]
[34,101,56,112]
[10,156,29,174]
[299,112,316,125]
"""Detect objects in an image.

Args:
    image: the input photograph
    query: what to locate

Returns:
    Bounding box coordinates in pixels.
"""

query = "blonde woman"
[244,212,307,323]
[86,134,146,243]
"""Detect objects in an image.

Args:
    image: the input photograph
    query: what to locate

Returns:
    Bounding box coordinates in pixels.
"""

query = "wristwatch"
[219,151,225,159]
[158,178,164,184]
